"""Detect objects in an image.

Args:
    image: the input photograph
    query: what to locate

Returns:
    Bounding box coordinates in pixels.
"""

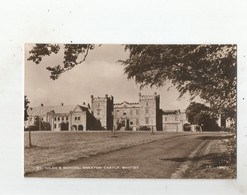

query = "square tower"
[139,92,161,130]
[91,94,114,130]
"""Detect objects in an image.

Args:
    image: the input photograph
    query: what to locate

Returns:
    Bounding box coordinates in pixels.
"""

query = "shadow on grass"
[160,153,232,168]
[24,145,52,150]
[196,135,233,141]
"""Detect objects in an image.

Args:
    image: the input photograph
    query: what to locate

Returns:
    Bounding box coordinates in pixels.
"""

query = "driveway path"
[26,132,227,178]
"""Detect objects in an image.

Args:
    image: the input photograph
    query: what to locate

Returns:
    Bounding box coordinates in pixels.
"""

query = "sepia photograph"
[24,44,237,179]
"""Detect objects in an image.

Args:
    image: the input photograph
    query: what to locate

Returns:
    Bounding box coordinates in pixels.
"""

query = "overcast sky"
[25,44,205,111]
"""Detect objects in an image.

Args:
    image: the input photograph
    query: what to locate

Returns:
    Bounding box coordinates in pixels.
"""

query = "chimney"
[41,103,43,107]
[61,103,64,106]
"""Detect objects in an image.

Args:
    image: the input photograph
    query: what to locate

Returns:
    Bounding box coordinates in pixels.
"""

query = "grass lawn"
[24,131,186,174]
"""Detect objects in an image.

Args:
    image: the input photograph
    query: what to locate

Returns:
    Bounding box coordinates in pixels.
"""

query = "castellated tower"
[139,92,162,130]
[91,94,114,130]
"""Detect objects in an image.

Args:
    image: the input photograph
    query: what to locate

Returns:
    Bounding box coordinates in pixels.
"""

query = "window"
[78,117,80,120]
[66,116,68,121]
[130,121,133,125]
[54,117,56,121]
[58,117,60,121]
[123,111,126,115]
[145,118,149,124]
[130,110,133,115]
[75,117,77,120]
[54,124,56,128]
[145,108,149,114]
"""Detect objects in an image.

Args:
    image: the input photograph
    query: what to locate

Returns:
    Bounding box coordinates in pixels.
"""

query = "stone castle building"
[113,93,162,131]
[162,110,187,132]
[25,93,187,132]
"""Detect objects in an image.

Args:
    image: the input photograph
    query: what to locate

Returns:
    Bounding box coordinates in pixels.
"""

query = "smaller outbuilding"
[162,110,188,132]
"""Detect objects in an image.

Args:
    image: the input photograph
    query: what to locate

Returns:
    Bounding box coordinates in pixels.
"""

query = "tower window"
[75,117,77,120]
[78,117,81,120]
[145,108,149,114]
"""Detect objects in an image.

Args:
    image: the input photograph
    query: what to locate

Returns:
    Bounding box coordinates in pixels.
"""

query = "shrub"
[41,122,51,131]
[28,125,39,131]
[183,123,191,131]
[139,126,151,131]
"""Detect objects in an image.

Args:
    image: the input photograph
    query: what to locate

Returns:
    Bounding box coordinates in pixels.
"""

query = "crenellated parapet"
[114,101,139,108]
[139,92,160,100]
[91,94,114,101]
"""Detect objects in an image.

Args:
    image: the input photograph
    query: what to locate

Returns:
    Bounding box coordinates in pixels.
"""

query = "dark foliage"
[120,44,236,121]
[183,123,191,131]
[139,126,151,131]
[27,44,95,80]
[33,117,51,130]
[60,122,69,131]
[24,96,30,121]
[186,102,220,131]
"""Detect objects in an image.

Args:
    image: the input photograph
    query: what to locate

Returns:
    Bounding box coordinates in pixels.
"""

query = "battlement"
[139,92,159,100]
[91,94,113,101]
[114,101,139,107]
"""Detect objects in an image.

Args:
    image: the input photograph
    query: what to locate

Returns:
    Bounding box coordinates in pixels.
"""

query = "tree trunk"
[28,129,32,147]
[113,125,116,137]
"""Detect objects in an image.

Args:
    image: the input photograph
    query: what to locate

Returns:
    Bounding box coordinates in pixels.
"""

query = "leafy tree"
[121,45,236,121]
[27,44,95,80]
[24,95,30,121]
[185,102,219,131]
[27,44,236,120]
[34,116,51,130]
[24,96,32,147]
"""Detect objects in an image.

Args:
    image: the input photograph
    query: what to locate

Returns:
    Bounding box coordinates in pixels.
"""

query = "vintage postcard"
[24,44,236,178]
